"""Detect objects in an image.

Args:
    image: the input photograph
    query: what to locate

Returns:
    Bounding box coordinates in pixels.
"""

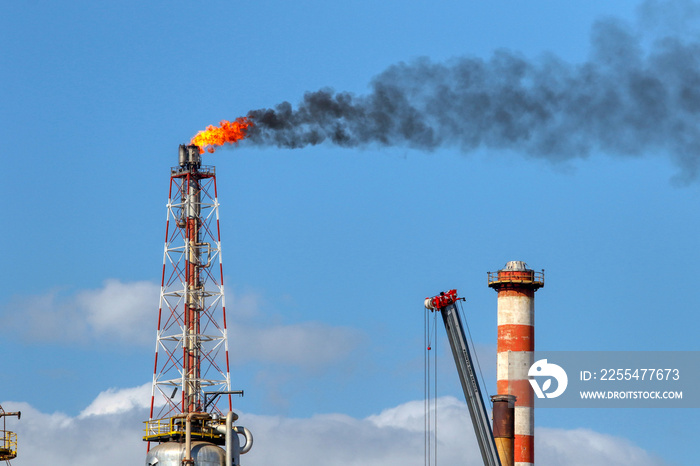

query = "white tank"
[145,441,226,466]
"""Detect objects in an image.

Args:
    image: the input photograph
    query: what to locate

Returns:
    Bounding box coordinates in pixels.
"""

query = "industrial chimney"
[490,394,516,466]
[488,261,544,466]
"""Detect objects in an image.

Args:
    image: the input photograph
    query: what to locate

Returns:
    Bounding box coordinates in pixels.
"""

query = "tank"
[145,441,226,466]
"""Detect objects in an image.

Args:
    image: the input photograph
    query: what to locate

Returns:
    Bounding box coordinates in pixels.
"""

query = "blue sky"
[1,1,698,465]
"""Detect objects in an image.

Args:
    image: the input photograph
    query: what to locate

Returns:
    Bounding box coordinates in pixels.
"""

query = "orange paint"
[497,379,534,407]
[498,270,534,281]
[497,324,534,352]
[515,434,534,463]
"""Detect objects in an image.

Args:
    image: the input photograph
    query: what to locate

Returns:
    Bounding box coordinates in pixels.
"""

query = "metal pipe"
[491,395,516,466]
[215,419,233,465]
[172,412,211,464]
[226,411,233,466]
[179,144,187,167]
[233,426,253,455]
[215,412,253,465]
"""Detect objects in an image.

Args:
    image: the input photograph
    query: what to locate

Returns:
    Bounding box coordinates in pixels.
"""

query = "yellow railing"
[0,430,17,460]
[144,417,182,438]
[143,417,222,442]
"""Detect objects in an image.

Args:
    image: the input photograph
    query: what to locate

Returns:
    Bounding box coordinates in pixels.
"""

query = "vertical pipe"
[191,179,201,412]
[184,415,193,465]
[184,175,192,413]
[216,412,253,466]
[181,412,210,464]
[488,261,543,466]
[226,411,233,466]
[184,172,202,414]
[491,395,516,466]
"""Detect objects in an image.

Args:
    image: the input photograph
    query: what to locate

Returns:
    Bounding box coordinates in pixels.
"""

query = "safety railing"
[0,430,17,460]
[487,270,544,287]
[143,417,223,442]
[171,165,216,177]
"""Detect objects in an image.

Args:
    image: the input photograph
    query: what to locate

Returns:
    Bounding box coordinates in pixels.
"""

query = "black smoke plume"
[246,6,700,181]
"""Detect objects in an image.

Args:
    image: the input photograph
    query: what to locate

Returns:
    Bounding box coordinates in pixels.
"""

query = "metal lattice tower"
[148,144,232,423]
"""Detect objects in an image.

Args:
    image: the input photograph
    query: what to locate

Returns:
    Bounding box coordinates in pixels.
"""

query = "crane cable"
[424,305,438,466]
[457,299,492,403]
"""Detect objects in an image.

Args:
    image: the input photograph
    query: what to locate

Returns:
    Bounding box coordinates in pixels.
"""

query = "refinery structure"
[143,144,252,466]
[138,134,544,466]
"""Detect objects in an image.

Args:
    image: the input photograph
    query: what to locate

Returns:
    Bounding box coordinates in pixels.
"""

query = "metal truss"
[149,163,231,422]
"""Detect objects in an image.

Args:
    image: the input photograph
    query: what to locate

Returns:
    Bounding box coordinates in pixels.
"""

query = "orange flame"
[190,117,254,154]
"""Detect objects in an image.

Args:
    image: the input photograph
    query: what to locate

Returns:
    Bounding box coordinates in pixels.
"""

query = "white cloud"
[227,291,264,320]
[3,401,146,466]
[5,280,159,345]
[225,290,366,369]
[78,279,160,344]
[79,383,154,418]
[5,283,363,371]
[3,392,668,466]
[537,427,666,466]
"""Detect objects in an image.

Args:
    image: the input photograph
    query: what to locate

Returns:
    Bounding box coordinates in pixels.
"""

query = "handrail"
[0,430,17,460]
[142,416,223,441]
[171,166,216,177]
[487,270,544,287]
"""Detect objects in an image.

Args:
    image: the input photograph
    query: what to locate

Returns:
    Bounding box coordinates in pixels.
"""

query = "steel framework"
[0,404,20,462]
[148,145,232,426]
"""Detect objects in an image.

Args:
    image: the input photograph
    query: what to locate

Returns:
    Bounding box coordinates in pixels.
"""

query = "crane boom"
[425,290,501,466]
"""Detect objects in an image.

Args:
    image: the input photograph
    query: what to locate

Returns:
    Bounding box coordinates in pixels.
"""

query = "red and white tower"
[148,144,231,426]
[143,144,254,466]
[488,261,544,466]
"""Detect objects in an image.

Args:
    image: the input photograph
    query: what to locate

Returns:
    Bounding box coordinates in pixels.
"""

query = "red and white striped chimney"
[488,261,544,466]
